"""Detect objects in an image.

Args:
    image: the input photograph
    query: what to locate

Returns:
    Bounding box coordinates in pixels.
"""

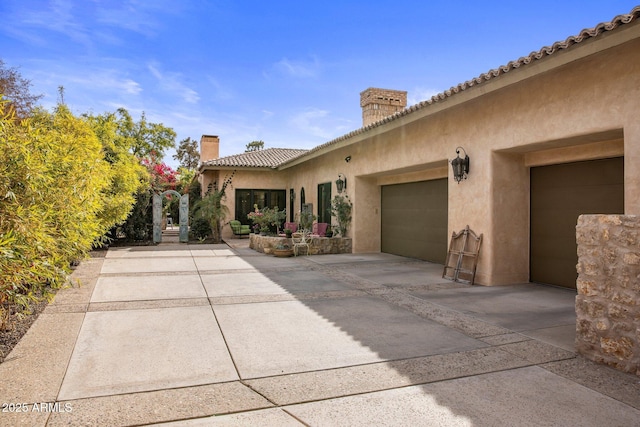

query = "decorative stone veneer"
[575,215,640,376]
[249,234,352,255]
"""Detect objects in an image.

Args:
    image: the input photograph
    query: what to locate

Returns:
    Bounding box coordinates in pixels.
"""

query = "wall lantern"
[451,147,470,183]
[336,174,347,193]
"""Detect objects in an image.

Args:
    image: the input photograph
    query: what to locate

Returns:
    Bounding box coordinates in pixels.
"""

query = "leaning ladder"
[442,225,483,285]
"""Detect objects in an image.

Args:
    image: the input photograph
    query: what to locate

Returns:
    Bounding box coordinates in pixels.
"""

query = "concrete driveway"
[1,240,639,426]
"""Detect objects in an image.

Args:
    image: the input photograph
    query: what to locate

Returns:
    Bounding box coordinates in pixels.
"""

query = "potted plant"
[271,207,286,235]
[298,210,317,232]
[272,242,293,257]
[284,228,293,238]
[325,225,333,238]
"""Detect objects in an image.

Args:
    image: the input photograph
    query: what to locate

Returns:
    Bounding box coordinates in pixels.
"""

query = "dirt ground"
[0,298,49,363]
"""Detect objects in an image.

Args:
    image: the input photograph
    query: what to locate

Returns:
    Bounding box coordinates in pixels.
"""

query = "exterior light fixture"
[451,147,470,183]
[345,156,352,163]
[336,174,347,193]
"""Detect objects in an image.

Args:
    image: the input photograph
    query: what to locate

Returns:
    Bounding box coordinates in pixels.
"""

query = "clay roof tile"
[201,148,309,169]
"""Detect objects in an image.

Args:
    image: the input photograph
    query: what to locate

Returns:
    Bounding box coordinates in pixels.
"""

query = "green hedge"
[0,104,146,311]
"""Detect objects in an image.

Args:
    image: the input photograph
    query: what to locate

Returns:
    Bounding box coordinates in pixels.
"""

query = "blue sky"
[2,1,638,169]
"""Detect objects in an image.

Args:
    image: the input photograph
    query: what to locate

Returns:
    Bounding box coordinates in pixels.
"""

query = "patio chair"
[311,222,328,237]
[229,220,251,238]
[279,222,299,236]
[292,231,310,256]
[284,222,298,233]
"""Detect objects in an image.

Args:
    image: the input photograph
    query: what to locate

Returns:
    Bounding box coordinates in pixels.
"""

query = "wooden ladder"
[443,225,483,285]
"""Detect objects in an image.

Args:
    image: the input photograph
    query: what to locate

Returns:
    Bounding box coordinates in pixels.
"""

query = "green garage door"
[530,157,624,288]
[381,179,448,263]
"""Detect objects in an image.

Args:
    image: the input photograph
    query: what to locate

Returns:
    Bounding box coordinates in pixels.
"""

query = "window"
[289,189,295,222]
[317,182,331,223]
[235,189,286,224]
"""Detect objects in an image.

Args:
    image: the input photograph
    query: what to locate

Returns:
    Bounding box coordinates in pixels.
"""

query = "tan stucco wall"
[201,168,291,240]
[202,24,640,285]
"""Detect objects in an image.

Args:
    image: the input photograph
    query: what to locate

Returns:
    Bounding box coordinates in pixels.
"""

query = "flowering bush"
[141,152,177,192]
[247,204,265,227]
[247,204,286,234]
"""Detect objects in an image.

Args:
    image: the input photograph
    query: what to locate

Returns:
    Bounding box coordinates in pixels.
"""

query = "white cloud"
[206,76,234,101]
[148,63,200,104]
[408,87,442,106]
[32,63,141,95]
[270,56,321,79]
[95,0,183,37]
[5,0,92,47]
[290,108,328,137]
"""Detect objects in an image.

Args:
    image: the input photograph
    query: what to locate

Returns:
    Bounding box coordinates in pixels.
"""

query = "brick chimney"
[360,88,407,127]
[200,135,220,164]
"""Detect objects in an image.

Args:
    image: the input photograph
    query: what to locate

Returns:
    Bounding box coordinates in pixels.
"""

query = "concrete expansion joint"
[99,270,188,277]
[240,380,279,406]
[7,248,639,425]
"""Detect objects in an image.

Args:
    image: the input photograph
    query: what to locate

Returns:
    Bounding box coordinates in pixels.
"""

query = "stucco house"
[199,6,640,289]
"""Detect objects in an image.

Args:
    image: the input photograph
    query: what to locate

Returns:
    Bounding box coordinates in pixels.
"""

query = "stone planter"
[250,234,352,255]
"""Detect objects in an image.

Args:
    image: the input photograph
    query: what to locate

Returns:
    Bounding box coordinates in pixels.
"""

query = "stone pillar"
[575,214,640,376]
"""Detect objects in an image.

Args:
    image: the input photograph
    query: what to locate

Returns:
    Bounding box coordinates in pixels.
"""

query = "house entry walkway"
[1,243,638,426]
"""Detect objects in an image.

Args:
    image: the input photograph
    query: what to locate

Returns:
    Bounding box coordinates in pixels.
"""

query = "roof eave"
[199,164,281,173]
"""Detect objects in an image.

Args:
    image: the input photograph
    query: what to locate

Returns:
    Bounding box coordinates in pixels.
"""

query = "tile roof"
[302,5,640,157]
[201,148,309,169]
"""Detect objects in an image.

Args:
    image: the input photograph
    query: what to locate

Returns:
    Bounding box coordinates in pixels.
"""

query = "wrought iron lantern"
[336,174,347,193]
[451,147,470,183]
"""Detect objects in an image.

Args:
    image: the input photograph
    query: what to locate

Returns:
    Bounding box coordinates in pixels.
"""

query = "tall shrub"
[192,172,234,243]
[0,105,111,309]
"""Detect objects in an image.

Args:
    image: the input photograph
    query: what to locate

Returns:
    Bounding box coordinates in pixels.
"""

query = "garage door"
[381,179,448,263]
[530,157,624,288]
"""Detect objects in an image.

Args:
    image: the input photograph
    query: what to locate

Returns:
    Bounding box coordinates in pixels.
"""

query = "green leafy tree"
[245,140,264,152]
[84,112,149,237]
[109,108,176,158]
[173,137,200,169]
[85,108,178,242]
